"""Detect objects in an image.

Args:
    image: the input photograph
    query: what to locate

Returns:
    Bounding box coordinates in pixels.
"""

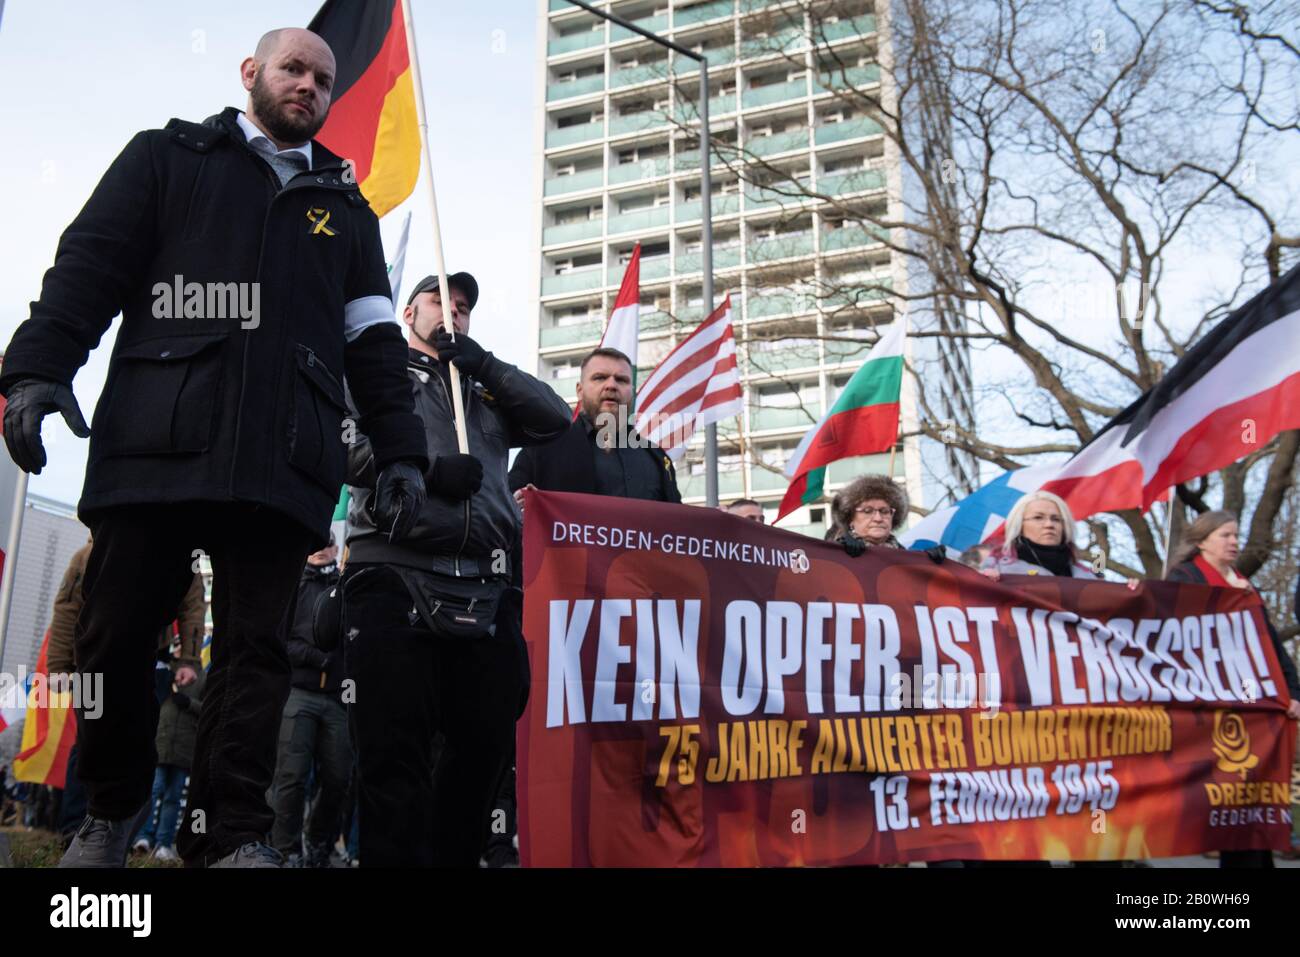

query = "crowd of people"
[1,24,1294,871]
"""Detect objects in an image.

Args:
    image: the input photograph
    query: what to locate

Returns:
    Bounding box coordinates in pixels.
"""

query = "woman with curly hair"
[831,474,908,556]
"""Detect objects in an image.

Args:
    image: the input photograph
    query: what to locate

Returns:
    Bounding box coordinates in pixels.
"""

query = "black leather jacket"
[345,348,570,577]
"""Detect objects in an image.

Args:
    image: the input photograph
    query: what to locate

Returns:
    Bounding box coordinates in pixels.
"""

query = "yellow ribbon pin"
[306,207,336,236]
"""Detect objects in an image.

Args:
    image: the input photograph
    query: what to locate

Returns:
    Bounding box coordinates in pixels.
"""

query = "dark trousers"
[57,744,88,840]
[270,686,352,856]
[74,503,311,865]
[482,756,518,865]
[343,564,520,867]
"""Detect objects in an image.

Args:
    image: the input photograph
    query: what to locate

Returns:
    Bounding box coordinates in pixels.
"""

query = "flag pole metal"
[401,0,469,454]
[699,69,717,507]
[1160,486,1177,578]
[565,0,716,503]
[0,470,29,674]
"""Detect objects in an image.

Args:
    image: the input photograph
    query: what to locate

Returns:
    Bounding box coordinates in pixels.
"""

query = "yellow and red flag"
[12,630,77,788]
[309,0,420,218]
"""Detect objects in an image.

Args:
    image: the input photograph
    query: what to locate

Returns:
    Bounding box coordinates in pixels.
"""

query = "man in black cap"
[0,27,427,868]
[341,270,570,867]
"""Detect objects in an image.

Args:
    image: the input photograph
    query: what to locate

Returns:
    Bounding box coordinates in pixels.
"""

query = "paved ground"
[1148,853,1300,868]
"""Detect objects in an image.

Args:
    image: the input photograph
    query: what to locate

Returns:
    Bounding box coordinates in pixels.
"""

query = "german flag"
[310,0,420,218]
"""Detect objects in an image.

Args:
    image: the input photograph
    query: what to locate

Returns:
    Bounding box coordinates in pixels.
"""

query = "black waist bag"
[312,582,344,652]
[401,570,505,641]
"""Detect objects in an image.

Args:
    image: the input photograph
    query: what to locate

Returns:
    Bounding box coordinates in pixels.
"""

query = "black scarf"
[1015,539,1075,577]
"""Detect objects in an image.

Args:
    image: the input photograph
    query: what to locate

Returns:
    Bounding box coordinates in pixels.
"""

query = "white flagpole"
[0,470,29,674]
[400,0,469,454]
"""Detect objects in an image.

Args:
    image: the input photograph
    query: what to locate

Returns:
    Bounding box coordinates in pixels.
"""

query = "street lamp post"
[564,0,719,506]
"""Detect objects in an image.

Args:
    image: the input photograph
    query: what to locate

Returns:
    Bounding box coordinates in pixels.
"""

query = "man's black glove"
[924,545,947,565]
[429,453,483,500]
[374,460,426,543]
[2,378,91,474]
[170,691,191,712]
[433,331,491,377]
[837,533,867,558]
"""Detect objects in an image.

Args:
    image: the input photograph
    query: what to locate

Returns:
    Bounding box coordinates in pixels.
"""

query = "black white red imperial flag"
[1019,263,1300,523]
[308,0,419,218]
[1120,262,1300,506]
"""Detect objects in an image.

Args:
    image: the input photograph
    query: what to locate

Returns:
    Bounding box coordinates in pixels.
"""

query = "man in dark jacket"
[496,347,679,867]
[269,535,349,867]
[0,28,427,868]
[343,271,571,867]
[508,347,681,504]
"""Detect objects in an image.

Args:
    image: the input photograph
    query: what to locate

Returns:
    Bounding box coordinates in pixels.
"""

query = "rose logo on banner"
[1212,711,1259,780]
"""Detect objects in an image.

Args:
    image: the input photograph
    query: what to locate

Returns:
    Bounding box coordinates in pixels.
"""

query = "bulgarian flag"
[776,319,906,521]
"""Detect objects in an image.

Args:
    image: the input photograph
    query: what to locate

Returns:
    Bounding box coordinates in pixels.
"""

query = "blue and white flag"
[899,463,1057,554]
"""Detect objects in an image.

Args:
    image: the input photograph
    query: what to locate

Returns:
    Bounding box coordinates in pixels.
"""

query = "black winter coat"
[156,669,205,770]
[0,107,427,546]
[1166,560,1300,697]
[508,416,681,503]
[286,561,343,693]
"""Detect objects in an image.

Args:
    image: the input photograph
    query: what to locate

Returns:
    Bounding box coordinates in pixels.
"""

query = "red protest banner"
[518,491,1296,867]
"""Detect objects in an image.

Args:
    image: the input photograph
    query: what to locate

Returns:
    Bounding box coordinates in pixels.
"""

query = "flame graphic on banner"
[1212,712,1259,780]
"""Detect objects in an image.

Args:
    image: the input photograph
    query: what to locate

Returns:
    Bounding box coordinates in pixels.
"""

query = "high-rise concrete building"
[532,0,977,532]
[0,495,88,762]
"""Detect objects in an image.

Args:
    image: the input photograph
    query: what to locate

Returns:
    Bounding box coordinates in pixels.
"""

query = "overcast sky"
[0,0,540,506]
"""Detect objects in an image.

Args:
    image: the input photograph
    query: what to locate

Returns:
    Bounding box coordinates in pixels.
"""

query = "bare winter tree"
[661,0,1300,583]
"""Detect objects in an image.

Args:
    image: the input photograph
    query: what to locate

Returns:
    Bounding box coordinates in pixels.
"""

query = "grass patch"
[1,826,183,868]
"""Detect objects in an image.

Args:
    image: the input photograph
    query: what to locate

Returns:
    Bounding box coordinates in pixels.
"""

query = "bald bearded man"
[0,28,428,868]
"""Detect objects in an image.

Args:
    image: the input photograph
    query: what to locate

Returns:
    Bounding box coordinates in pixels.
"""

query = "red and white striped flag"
[571,244,642,422]
[601,243,641,367]
[634,295,743,460]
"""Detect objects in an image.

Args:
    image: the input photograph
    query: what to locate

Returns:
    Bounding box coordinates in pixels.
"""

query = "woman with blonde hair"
[979,491,1096,580]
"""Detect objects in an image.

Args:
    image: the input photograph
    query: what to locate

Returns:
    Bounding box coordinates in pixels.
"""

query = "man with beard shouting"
[0,28,428,868]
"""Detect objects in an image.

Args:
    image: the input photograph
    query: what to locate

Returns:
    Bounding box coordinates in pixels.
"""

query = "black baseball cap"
[406,272,479,310]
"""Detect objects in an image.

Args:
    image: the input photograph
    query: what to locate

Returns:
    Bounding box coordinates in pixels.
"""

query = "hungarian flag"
[601,243,642,371]
[634,295,743,460]
[777,319,905,520]
[310,0,420,218]
[1011,261,1300,527]
[12,631,77,788]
